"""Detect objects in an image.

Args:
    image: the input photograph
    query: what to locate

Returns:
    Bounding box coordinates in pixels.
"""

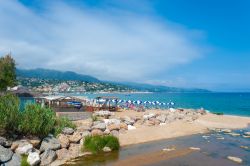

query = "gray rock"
[156,114,167,123]
[92,123,106,131]
[81,131,91,138]
[62,127,74,135]
[103,146,111,152]
[110,130,119,137]
[244,131,250,136]
[15,143,33,155]
[0,137,12,148]
[123,116,135,125]
[40,149,57,166]
[40,135,61,152]
[0,145,13,163]
[4,153,21,166]
[143,113,156,120]
[27,152,40,166]
[77,126,91,132]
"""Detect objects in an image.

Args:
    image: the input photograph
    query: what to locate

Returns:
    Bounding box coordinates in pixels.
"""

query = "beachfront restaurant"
[35,96,88,112]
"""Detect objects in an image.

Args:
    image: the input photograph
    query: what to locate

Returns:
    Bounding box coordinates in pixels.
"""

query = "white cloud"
[0,0,206,81]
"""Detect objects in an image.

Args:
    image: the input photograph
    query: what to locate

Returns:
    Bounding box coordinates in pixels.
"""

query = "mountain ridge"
[16,68,210,92]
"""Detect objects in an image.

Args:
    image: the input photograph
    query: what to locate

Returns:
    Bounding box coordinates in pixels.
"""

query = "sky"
[0,0,249,92]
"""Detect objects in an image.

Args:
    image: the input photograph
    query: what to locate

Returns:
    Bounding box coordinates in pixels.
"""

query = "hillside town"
[17,77,138,93]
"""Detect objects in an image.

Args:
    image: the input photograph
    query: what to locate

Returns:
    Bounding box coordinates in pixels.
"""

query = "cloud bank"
[0,0,206,81]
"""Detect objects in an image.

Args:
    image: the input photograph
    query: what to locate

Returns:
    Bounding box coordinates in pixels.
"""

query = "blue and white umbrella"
[136,100,142,104]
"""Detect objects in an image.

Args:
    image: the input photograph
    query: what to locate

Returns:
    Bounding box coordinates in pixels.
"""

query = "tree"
[0,54,17,91]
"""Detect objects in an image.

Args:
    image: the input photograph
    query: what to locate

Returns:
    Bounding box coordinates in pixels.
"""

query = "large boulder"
[110,130,119,137]
[0,137,12,148]
[103,119,121,125]
[91,129,103,136]
[81,131,91,138]
[77,126,91,132]
[28,137,41,148]
[92,123,106,131]
[40,149,57,166]
[56,148,69,160]
[57,134,70,148]
[120,123,128,130]
[27,152,40,166]
[156,114,167,123]
[143,113,156,120]
[69,132,82,143]
[15,143,33,155]
[0,145,13,163]
[62,127,74,135]
[4,153,21,166]
[40,135,61,152]
[68,143,80,159]
[107,124,120,131]
[123,116,135,125]
[103,147,111,152]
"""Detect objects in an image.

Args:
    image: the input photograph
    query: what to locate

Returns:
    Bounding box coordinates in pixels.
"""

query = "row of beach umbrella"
[97,99,175,106]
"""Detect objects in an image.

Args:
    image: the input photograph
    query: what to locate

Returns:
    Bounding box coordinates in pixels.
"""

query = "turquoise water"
[20,92,250,116]
[84,92,250,117]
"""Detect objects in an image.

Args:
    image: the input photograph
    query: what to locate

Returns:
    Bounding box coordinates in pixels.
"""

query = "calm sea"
[84,92,250,117]
[21,92,250,117]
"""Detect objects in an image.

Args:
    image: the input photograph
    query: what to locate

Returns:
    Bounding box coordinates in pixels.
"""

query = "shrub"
[83,135,120,154]
[0,93,20,135]
[18,104,56,137]
[53,116,76,136]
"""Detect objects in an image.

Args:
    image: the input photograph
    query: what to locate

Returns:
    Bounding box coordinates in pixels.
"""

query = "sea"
[83,92,250,117]
[21,92,250,116]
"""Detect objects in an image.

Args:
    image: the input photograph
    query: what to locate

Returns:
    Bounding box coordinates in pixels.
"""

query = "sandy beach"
[113,110,250,146]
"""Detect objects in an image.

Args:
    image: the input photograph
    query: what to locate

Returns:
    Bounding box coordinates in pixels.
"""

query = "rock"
[240,145,250,150]
[57,134,70,148]
[40,135,61,152]
[81,131,91,138]
[91,129,103,136]
[77,126,91,132]
[4,153,21,166]
[144,120,155,126]
[162,146,176,152]
[110,130,119,137]
[27,152,40,166]
[156,114,167,123]
[0,137,12,148]
[128,125,136,130]
[228,132,240,136]
[216,137,225,140]
[28,137,41,148]
[166,114,176,122]
[159,123,166,126]
[40,149,57,166]
[93,120,102,126]
[69,132,82,143]
[227,156,242,164]
[68,143,80,159]
[0,145,13,162]
[119,128,126,134]
[197,109,206,115]
[221,129,232,133]
[94,110,114,117]
[62,127,74,135]
[92,123,106,131]
[123,116,135,125]
[189,147,200,151]
[103,146,111,152]
[150,118,160,125]
[242,135,250,138]
[56,148,69,160]
[120,123,128,130]
[15,143,33,155]
[107,124,120,131]
[202,136,210,139]
[244,131,250,136]
[143,113,156,120]
[103,119,121,125]
[104,129,111,135]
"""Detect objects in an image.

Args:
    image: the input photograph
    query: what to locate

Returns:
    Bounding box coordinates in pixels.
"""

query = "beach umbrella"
[162,102,166,105]
[170,102,175,106]
[156,101,160,105]
[136,100,142,104]
[152,101,156,105]
[127,100,132,104]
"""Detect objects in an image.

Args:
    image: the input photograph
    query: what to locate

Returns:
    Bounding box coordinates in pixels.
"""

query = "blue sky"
[0,0,249,92]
